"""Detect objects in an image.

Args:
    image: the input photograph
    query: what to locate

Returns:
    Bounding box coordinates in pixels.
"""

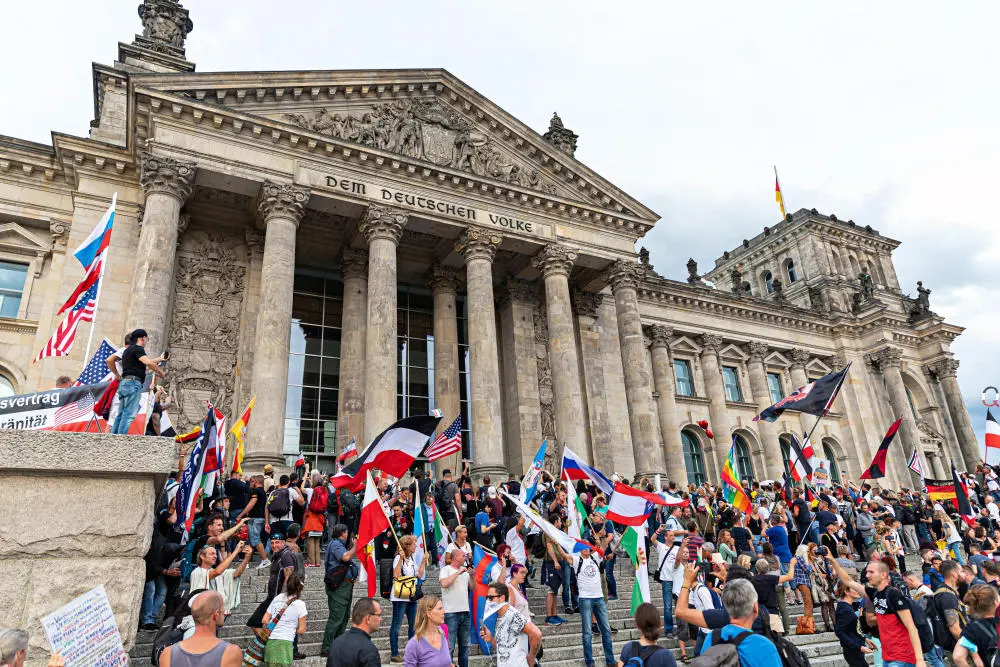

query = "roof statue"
[136,0,194,57]
[543,112,578,156]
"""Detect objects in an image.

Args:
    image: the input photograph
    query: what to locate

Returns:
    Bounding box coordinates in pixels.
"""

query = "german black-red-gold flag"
[924,478,959,504]
[860,418,903,480]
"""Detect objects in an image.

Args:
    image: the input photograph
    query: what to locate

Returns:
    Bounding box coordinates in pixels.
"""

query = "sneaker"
[140,623,158,631]
[610,626,618,635]
[607,595,618,601]
[293,651,307,660]
[545,616,558,626]
[257,559,271,569]
[390,656,404,664]
[553,616,567,625]
[564,607,575,615]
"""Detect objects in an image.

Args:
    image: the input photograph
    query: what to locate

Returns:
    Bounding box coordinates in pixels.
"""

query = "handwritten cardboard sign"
[41,585,127,667]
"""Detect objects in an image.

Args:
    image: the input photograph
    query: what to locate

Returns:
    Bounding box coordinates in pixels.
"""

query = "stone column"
[456,228,505,480]
[699,334,729,480]
[575,291,613,474]
[606,260,664,480]
[429,265,462,476]
[359,205,408,446]
[928,357,979,471]
[647,325,686,486]
[746,341,785,479]
[533,244,587,461]
[871,347,923,486]
[245,181,309,470]
[128,152,195,352]
[236,228,264,408]
[336,248,369,453]
[788,349,816,435]
[924,366,963,454]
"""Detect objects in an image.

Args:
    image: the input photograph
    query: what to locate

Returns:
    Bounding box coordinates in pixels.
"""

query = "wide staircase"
[129,559,872,666]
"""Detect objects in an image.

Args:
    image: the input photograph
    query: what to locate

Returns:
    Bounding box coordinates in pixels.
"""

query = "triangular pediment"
[670,335,701,355]
[806,358,832,375]
[130,69,658,224]
[765,351,791,368]
[0,222,49,254]
[719,344,748,362]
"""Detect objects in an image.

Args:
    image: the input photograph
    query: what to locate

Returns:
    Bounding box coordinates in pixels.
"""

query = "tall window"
[823,442,841,483]
[767,372,784,404]
[682,430,706,485]
[674,359,694,397]
[0,262,28,318]
[722,366,743,402]
[733,434,755,482]
[763,271,775,294]
[785,259,797,283]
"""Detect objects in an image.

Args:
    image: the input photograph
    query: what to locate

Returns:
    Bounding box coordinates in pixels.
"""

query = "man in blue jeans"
[107,328,165,434]
[439,548,474,667]
[573,546,614,667]
[652,526,681,636]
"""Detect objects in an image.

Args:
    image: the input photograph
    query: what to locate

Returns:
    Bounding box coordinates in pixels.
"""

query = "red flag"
[860,418,902,480]
[355,472,391,597]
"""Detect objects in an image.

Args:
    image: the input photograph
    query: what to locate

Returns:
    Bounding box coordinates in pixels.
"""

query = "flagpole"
[81,192,116,365]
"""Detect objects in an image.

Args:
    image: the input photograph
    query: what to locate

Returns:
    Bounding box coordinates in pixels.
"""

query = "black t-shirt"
[961,618,998,661]
[225,478,250,511]
[267,547,298,597]
[816,510,838,529]
[731,526,753,554]
[933,585,966,648]
[792,498,812,530]
[821,532,840,553]
[619,642,677,667]
[248,487,267,519]
[121,344,148,381]
[752,573,781,612]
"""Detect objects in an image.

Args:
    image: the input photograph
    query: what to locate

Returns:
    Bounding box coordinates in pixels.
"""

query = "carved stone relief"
[533,299,556,456]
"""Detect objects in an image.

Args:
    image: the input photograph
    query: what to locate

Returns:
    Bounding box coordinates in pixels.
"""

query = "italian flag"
[565,478,588,540]
[621,524,651,614]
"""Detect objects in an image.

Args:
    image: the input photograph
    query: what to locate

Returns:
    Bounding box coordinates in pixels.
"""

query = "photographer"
[492,544,513,584]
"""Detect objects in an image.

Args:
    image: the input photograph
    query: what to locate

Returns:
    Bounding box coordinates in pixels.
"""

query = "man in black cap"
[247,531,298,631]
[107,328,166,434]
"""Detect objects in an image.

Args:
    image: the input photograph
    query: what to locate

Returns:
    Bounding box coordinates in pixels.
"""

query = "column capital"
[428,264,461,295]
[828,353,848,371]
[572,290,604,318]
[456,227,502,263]
[645,324,674,349]
[258,180,310,226]
[790,348,811,370]
[927,356,959,379]
[746,340,769,363]
[139,151,196,202]
[342,247,369,280]
[498,277,538,308]
[605,259,646,292]
[359,204,408,245]
[532,244,578,279]
[49,220,70,247]
[699,334,723,354]
[871,346,903,369]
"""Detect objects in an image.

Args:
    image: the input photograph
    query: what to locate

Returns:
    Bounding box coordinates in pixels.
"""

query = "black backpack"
[761,619,811,667]
[151,619,185,666]
[340,488,360,519]
[267,487,291,518]
[927,587,967,651]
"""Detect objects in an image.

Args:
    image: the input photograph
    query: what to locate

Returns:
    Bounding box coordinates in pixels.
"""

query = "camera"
[815,546,829,557]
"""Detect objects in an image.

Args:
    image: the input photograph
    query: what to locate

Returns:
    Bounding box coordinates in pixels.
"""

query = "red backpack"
[309,485,329,513]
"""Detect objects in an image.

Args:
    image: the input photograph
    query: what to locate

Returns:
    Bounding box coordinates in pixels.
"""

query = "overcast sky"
[4,1,997,451]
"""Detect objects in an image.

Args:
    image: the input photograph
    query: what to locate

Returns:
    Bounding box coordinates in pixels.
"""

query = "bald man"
[161,591,242,667]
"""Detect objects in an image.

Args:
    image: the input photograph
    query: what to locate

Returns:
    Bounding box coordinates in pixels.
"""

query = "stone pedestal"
[128,152,196,353]
[647,325,686,486]
[429,265,462,476]
[0,430,175,666]
[746,342,785,480]
[245,181,308,469]
[336,248,369,453]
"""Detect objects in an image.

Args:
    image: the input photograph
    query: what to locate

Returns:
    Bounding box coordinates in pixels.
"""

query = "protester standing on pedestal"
[107,328,165,434]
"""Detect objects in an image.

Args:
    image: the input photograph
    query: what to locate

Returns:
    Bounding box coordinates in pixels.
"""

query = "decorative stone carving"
[533,303,556,440]
[871,346,903,369]
[542,113,578,157]
[808,286,831,314]
[828,354,848,370]
[859,270,875,300]
[771,277,787,302]
[605,259,645,292]
[341,247,369,280]
[499,277,538,309]
[136,0,193,56]
[244,228,264,257]
[49,220,69,246]
[927,357,959,379]
[532,244,577,278]
[908,280,934,322]
[790,348,811,369]
[428,264,460,294]
[257,181,309,225]
[747,340,769,362]
[917,419,944,440]
[645,324,674,349]
[456,227,502,263]
[139,151,196,202]
[700,334,723,353]
[572,290,603,318]
[686,258,702,284]
[281,100,557,195]
[359,204,408,245]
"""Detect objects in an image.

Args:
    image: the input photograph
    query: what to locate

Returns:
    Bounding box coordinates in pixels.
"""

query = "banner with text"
[0,382,131,432]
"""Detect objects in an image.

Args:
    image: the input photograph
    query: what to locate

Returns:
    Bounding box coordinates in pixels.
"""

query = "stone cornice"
[0,318,38,334]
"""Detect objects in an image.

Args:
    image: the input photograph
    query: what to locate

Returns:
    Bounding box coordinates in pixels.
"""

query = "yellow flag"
[229,396,256,474]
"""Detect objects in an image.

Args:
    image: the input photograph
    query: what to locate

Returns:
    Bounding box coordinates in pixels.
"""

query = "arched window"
[779,436,793,478]
[905,387,919,420]
[733,434,755,482]
[763,271,775,294]
[822,442,841,483]
[681,430,706,486]
[0,375,14,398]
[831,248,843,274]
[785,259,797,283]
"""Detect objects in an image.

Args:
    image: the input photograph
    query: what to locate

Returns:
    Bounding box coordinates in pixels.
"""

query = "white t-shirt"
[572,553,603,599]
[505,527,527,565]
[266,593,307,642]
[654,543,679,583]
[988,502,1000,522]
[445,541,473,561]
[758,506,771,521]
[490,562,508,584]
[494,606,529,667]
[439,565,471,613]
[390,555,418,602]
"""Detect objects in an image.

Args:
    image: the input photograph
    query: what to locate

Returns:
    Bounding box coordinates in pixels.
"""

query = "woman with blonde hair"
[717,530,737,564]
[403,595,452,667]
[736,554,753,571]
[936,509,967,564]
[390,534,426,663]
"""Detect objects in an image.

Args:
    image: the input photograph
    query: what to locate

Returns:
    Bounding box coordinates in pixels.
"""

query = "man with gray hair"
[0,629,28,667]
[695,578,781,666]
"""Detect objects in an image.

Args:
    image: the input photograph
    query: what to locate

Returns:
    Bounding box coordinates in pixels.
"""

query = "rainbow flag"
[721,436,752,513]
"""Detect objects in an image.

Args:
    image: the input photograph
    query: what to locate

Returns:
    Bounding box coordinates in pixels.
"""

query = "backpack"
[907,598,936,653]
[179,535,206,583]
[340,488,360,519]
[267,487,292,518]
[309,485,329,513]
[622,642,666,667]
[761,619,811,667]
[150,617,185,666]
[690,628,751,667]
[327,486,341,516]
[928,586,967,651]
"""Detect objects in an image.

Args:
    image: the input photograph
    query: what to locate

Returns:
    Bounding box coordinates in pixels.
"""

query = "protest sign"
[42,585,127,667]
[812,457,833,489]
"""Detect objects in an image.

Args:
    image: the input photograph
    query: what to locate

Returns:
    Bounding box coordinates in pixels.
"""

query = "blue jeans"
[579,597,614,667]
[924,646,946,667]
[141,576,167,625]
[444,611,470,667]
[561,565,578,610]
[948,541,967,564]
[390,600,417,657]
[807,523,820,546]
[660,580,674,633]
[884,662,916,667]
[110,379,143,434]
[605,554,617,597]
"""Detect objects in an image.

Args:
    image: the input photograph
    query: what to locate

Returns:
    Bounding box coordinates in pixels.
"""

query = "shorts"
[248,518,265,547]
[541,561,561,594]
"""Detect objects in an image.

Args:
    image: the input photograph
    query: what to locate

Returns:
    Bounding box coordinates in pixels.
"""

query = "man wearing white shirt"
[505,514,528,565]
[440,549,475,667]
[652,527,681,639]
[573,546,613,667]
[986,495,1000,524]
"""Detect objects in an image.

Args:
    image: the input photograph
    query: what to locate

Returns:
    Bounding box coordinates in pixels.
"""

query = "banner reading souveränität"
[0,382,110,431]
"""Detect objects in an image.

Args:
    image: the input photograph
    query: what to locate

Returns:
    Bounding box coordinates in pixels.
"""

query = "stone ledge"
[0,429,177,476]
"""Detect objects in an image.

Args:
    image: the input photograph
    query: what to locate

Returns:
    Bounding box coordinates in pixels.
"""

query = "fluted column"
[429,265,462,476]
[533,244,587,461]
[606,260,664,480]
[359,205,407,446]
[928,357,979,471]
[457,228,505,480]
[871,347,923,485]
[245,181,309,469]
[128,152,196,352]
[788,349,816,435]
[336,248,369,453]
[699,334,729,480]
[575,291,612,474]
[647,325,686,486]
[746,341,785,479]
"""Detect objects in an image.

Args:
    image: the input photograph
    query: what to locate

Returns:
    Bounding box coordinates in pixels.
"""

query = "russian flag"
[470,545,498,655]
[73,194,116,270]
[561,446,614,495]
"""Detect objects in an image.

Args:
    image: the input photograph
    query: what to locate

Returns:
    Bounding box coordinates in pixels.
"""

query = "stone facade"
[0,2,977,488]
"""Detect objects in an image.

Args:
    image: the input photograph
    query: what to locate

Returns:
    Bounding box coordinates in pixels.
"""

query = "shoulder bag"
[241,597,295,667]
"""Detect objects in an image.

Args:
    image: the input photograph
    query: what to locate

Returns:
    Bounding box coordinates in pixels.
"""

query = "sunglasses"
[486,594,504,600]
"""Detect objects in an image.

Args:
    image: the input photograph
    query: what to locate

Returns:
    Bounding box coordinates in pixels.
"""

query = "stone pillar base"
[470,464,509,486]
[0,430,176,665]
[242,453,289,473]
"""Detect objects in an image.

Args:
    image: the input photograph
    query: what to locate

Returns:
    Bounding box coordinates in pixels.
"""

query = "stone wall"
[0,430,175,665]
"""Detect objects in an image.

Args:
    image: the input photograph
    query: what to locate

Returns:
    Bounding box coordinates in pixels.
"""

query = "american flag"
[424,414,462,461]
[54,392,96,427]
[34,280,100,362]
[74,339,118,386]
